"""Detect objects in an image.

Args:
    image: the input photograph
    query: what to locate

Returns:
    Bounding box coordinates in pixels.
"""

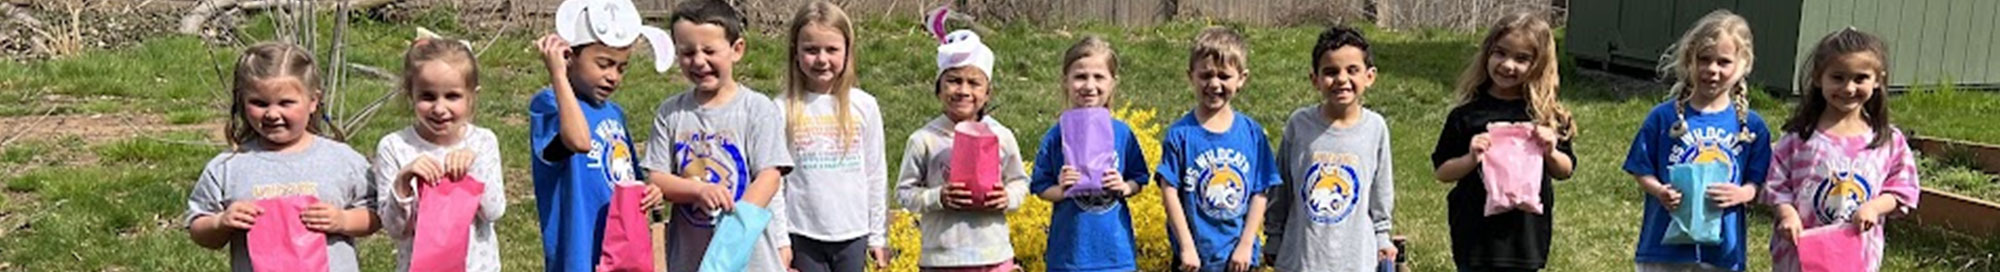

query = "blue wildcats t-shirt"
[1620,101,1772,271]
[1156,111,1280,271]
[528,88,645,272]
[1030,119,1153,272]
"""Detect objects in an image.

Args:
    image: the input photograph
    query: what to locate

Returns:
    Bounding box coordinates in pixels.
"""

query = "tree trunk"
[177,0,401,35]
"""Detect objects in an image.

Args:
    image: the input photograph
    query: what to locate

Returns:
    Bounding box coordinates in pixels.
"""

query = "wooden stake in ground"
[176,0,399,34]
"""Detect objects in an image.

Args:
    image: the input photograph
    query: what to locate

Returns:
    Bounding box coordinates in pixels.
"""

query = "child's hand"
[696,183,734,213]
[1853,204,1885,231]
[1102,170,1131,197]
[1228,244,1255,272]
[1468,133,1492,157]
[640,183,663,209]
[219,201,264,231]
[980,183,1009,210]
[1777,212,1804,240]
[1646,182,1682,211]
[1177,248,1202,272]
[404,155,445,185]
[942,182,975,210]
[1706,183,1757,208]
[1534,125,1561,155]
[1058,166,1082,189]
[1378,246,1399,262]
[868,247,890,268]
[300,203,345,233]
[536,34,572,76]
[444,148,475,179]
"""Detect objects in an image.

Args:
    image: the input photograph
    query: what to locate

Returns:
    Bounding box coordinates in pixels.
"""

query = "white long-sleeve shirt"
[372,125,506,272]
[776,89,890,247]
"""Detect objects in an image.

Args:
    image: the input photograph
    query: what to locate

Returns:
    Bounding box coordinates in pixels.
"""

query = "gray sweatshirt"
[1264,106,1396,272]
[895,115,1030,267]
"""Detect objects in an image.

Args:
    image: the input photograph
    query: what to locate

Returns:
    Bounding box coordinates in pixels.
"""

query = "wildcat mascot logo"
[673,131,749,227]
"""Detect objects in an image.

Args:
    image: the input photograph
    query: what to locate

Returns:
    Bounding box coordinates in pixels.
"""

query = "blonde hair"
[228,42,327,150]
[1062,35,1119,104]
[1659,10,1756,143]
[1189,26,1248,73]
[1451,12,1573,138]
[403,34,481,119]
[782,1,859,148]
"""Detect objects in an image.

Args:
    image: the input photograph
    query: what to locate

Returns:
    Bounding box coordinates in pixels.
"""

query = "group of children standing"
[179,0,1920,270]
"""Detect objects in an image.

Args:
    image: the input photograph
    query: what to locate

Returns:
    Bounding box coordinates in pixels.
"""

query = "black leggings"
[790,234,869,272]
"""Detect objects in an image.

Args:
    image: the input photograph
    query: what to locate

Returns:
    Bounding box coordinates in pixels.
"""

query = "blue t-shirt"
[1620,101,1772,271]
[528,89,645,272]
[1156,111,1280,271]
[1030,119,1153,272]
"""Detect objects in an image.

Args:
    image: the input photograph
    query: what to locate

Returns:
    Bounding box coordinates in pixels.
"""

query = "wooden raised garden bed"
[1908,136,2000,236]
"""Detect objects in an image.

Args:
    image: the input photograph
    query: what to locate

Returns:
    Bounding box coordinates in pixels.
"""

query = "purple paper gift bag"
[1061,108,1117,196]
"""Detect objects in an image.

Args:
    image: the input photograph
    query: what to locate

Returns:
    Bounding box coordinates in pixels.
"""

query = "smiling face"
[1485,32,1538,92]
[567,44,631,102]
[242,77,319,147]
[673,20,745,93]
[410,61,474,144]
[1314,46,1375,108]
[1817,52,1884,114]
[1189,61,1245,112]
[1064,54,1118,108]
[937,67,990,121]
[1691,39,1745,98]
[794,23,847,93]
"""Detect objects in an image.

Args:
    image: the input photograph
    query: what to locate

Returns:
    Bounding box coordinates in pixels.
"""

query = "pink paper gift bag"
[1797,223,1867,272]
[410,176,487,272]
[597,182,655,272]
[1060,108,1117,196]
[952,121,1002,200]
[1480,123,1545,216]
[246,195,328,272]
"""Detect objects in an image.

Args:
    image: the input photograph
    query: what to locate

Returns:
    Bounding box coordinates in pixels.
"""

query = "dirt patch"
[0,113,224,146]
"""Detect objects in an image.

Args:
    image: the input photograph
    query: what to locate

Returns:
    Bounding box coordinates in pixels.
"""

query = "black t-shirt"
[1428,91,1577,270]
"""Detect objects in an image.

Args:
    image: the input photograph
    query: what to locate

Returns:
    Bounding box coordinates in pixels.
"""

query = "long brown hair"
[227,42,327,150]
[1785,28,1894,148]
[782,1,859,148]
[1450,12,1573,138]
[1659,10,1757,143]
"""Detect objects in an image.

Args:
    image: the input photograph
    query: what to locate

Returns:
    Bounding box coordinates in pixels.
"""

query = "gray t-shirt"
[1265,106,1395,272]
[183,135,375,272]
[643,85,796,272]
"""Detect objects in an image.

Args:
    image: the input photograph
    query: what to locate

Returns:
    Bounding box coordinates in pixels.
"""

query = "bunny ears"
[413,27,473,49]
[554,0,675,73]
[927,7,993,79]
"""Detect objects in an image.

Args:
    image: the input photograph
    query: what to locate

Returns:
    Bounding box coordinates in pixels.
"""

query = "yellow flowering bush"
[883,105,1172,271]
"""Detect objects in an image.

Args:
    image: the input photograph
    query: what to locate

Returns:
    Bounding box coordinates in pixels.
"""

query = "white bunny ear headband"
[555,0,675,73]
[924,6,993,79]
[413,27,473,49]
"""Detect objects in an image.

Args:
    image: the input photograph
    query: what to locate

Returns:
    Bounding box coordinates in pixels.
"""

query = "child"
[528,0,670,270]
[372,29,508,272]
[184,42,378,272]
[1764,28,1919,272]
[894,29,1030,271]
[776,2,890,271]
[1157,26,1281,272]
[1029,35,1152,272]
[1428,12,1576,272]
[1261,25,1397,272]
[646,0,795,271]
[1620,10,1772,272]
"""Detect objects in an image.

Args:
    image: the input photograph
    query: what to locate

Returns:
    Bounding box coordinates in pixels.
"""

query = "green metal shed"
[1567,0,2000,92]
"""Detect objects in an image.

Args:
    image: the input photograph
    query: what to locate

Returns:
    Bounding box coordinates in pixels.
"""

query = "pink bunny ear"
[924,6,951,43]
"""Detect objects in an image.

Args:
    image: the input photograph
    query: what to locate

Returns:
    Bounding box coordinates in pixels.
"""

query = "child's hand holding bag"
[1480,122,1546,216]
[246,195,329,272]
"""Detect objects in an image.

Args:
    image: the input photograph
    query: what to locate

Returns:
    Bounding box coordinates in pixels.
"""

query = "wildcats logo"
[1188,148,1251,219]
[589,120,637,184]
[1302,153,1363,224]
[673,131,750,228]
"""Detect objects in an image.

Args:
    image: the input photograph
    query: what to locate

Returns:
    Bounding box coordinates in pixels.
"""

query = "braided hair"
[1661,10,1757,144]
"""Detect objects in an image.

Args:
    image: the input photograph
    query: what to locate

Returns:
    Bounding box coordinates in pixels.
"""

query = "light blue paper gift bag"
[1665,162,1729,245]
[699,201,772,272]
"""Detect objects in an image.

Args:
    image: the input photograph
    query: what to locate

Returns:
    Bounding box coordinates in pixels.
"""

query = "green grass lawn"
[2,12,1997,271]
